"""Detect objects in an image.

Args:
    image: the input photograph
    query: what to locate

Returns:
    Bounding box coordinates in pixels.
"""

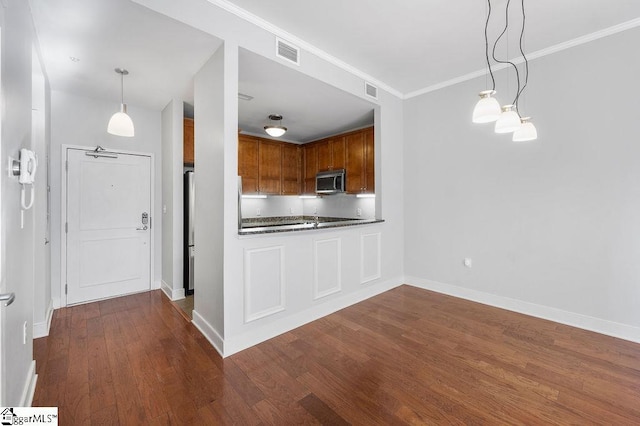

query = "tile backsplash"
[241,194,375,219]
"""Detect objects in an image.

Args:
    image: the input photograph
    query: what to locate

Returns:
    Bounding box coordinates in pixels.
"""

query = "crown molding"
[405,17,640,100]
[206,0,403,99]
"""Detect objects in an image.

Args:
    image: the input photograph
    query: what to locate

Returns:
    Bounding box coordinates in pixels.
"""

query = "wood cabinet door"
[330,136,346,170]
[345,131,365,193]
[258,140,282,194]
[281,143,301,195]
[316,141,332,171]
[183,118,194,165]
[303,144,318,194]
[364,127,374,193]
[238,135,259,193]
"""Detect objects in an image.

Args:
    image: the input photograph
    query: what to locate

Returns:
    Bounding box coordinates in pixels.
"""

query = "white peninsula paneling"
[244,246,286,322]
[314,237,342,299]
[361,232,381,283]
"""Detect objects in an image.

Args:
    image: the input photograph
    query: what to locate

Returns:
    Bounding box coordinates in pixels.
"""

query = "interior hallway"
[32,286,640,424]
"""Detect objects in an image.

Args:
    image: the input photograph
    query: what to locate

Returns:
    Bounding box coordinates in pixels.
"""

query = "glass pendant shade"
[264,126,287,137]
[107,104,135,137]
[472,90,501,123]
[494,105,522,133]
[512,117,537,142]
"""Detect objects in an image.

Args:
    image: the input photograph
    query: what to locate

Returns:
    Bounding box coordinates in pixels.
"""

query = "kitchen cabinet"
[303,143,318,194]
[281,143,301,195]
[238,135,259,193]
[315,136,345,172]
[183,118,194,165]
[239,134,302,195]
[345,127,374,194]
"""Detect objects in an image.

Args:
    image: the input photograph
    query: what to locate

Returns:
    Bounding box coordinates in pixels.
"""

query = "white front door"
[66,148,151,305]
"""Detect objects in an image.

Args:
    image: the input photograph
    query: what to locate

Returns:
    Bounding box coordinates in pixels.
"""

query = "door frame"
[60,144,156,308]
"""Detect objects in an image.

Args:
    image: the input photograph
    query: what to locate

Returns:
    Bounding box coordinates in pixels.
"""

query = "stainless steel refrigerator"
[184,171,195,294]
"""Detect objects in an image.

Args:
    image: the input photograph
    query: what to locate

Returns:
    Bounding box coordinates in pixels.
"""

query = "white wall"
[404,28,640,341]
[160,99,184,300]
[192,45,227,346]
[138,0,405,357]
[32,46,52,339]
[50,91,163,307]
[0,0,39,405]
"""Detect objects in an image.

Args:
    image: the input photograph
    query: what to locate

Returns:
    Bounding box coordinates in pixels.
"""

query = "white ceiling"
[224,0,640,95]
[239,49,374,143]
[29,0,640,140]
[30,0,223,110]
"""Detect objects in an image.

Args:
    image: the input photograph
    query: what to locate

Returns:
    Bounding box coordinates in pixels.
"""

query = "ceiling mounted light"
[107,68,135,137]
[512,117,537,142]
[264,114,287,137]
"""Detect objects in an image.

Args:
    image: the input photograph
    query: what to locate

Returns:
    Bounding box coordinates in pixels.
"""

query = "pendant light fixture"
[107,68,135,137]
[472,0,501,124]
[264,114,287,137]
[512,117,537,141]
[472,0,538,141]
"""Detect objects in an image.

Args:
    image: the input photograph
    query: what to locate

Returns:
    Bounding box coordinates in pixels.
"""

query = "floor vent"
[276,38,300,65]
[365,82,378,100]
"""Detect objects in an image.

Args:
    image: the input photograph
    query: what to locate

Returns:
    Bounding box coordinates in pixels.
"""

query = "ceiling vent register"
[276,37,300,65]
[365,82,378,100]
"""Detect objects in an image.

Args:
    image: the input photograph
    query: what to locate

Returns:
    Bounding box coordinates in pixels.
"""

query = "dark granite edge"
[238,218,385,235]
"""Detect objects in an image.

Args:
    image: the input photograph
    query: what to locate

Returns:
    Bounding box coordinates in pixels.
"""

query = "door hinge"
[65,222,68,233]
[65,284,68,294]
[149,217,152,229]
[65,160,68,171]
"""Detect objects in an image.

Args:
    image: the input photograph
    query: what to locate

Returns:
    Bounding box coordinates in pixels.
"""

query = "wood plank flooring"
[33,285,640,424]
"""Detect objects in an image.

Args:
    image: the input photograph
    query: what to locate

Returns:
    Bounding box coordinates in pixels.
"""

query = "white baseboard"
[406,276,640,344]
[33,299,54,339]
[222,276,404,357]
[192,310,224,357]
[161,280,185,301]
[52,297,61,310]
[20,361,37,407]
[152,279,161,290]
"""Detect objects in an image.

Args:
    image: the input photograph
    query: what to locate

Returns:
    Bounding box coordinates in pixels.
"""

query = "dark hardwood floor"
[33,285,640,425]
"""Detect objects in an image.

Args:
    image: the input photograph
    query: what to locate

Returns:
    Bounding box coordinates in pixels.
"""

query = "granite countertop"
[238,215,384,235]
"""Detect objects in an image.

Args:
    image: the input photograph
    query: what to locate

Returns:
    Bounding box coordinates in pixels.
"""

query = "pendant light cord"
[491,0,521,112]
[514,0,529,112]
[485,0,496,91]
[120,71,125,104]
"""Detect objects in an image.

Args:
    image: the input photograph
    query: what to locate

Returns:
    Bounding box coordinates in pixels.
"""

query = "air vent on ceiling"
[364,82,378,100]
[276,37,300,65]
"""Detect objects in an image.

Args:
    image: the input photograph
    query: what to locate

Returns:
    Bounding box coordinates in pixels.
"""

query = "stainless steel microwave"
[316,169,345,194]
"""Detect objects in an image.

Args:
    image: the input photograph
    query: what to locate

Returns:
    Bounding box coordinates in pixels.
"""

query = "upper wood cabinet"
[258,140,282,194]
[238,134,300,195]
[239,126,373,196]
[238,135,259,193]
[345,127,374,194]
[183,118,194,165]
[303,143,318,194]
[281,144,301,195]
[315,137,345,172]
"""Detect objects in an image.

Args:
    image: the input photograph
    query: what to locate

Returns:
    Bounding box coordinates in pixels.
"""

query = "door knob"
[0,292,15,307]
[136,225,148,231]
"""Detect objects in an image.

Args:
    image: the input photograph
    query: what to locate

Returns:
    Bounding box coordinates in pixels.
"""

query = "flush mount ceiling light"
[264,114,287,137]
[107,68,135,137]
[472,0,538,141]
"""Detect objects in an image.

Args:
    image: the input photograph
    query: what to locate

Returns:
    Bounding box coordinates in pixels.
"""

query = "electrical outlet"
[23,321,27,344]
[289,207,293,214]
[256,208,261,216]
[356,208,362,217]
[314,206,318,214]
[464,258,472,268]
